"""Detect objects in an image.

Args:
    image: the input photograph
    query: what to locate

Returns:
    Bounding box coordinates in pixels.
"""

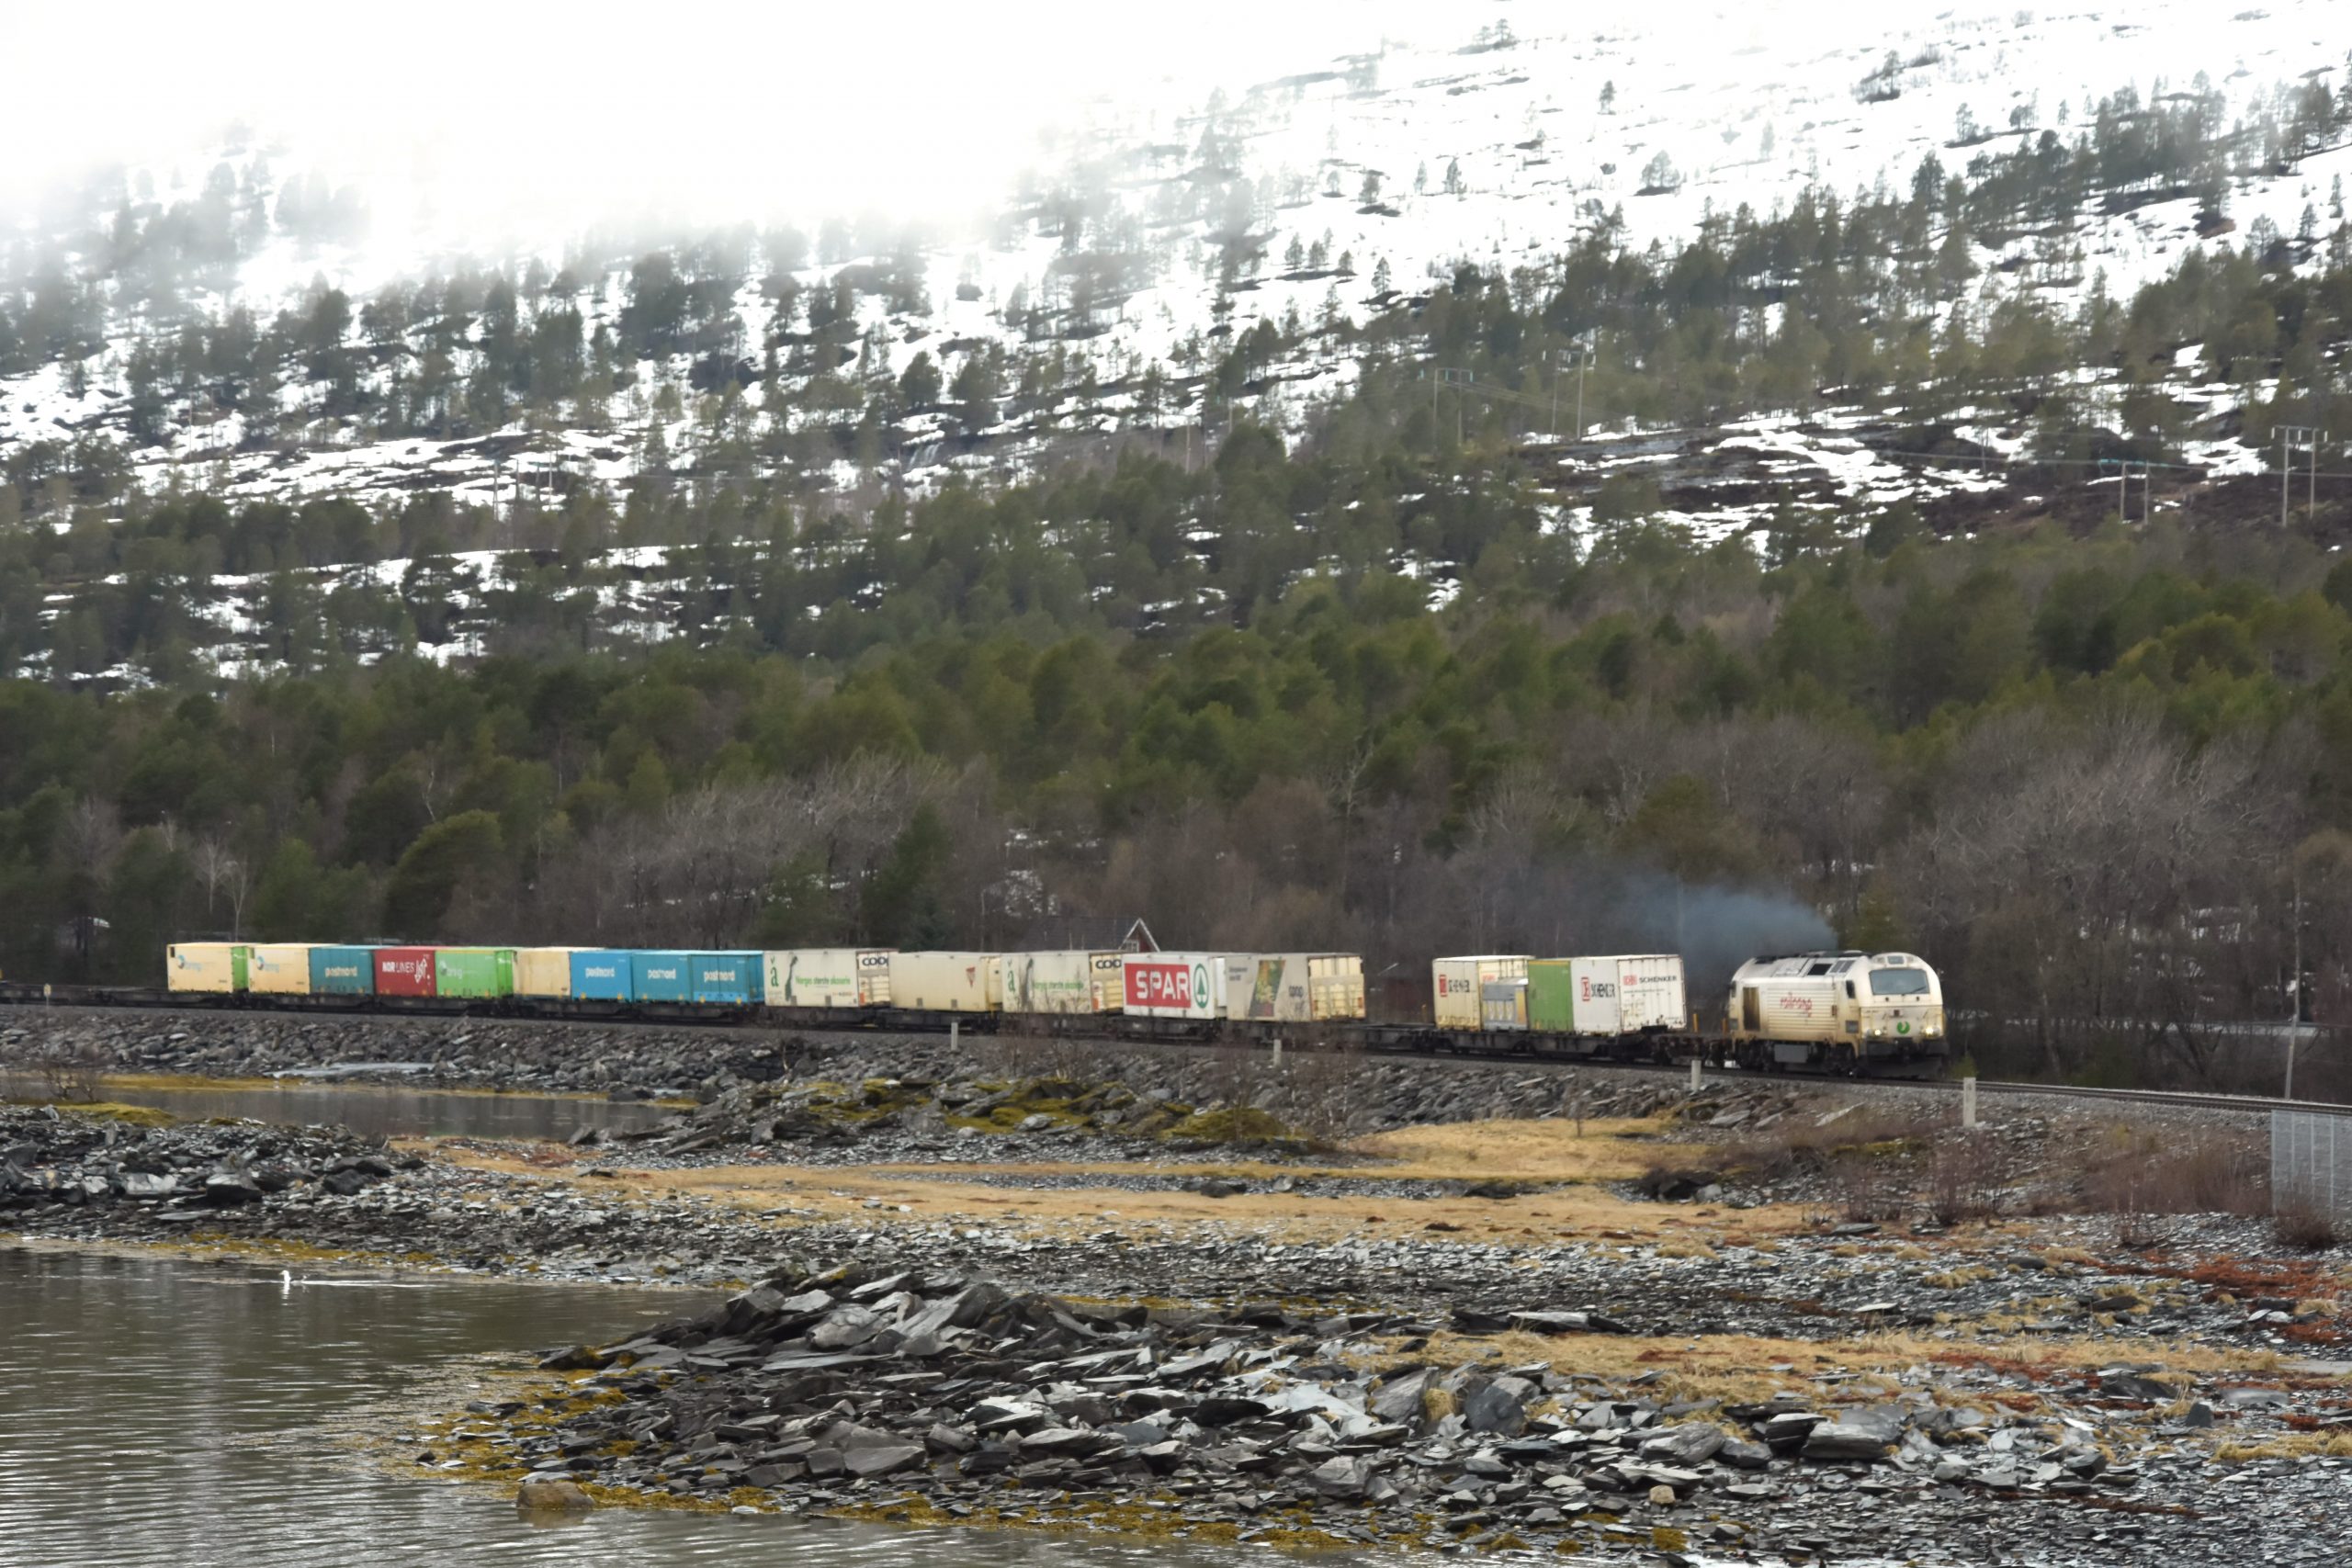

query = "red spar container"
[373,946,438,998]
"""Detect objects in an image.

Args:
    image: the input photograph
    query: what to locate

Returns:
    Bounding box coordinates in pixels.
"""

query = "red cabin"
[373,946,438,997]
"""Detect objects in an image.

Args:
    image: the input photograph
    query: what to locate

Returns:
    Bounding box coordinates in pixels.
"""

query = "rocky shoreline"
[6,1025,2352,1564]
[454,1256,2352,1566]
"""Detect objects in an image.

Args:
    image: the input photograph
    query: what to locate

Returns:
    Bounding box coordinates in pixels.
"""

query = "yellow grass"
[1346,1326,2294,1407]
[426,1137,1810,1248]
[1344,1116,1697,1182]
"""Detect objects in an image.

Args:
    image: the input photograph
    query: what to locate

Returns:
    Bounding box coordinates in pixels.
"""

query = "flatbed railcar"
[5,944,1950,1079]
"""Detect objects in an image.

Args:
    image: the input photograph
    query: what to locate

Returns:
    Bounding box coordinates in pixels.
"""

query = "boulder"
[1309,1455,1374,1498]
[199,1171,265,1206]
[1716,1438,1772,1471]
[842,1443,925,1478]
[1370,1367,1435,1425]
[1464,1375,1537,1436]
[1801,1423,1893,1461]
[1640,1424,1726,1465]
[514,1478,594,1512]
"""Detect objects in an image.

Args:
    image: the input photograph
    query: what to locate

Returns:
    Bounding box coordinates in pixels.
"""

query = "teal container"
[691,952,763,1005]
[308,946,376,996]
[629,951,694,1003]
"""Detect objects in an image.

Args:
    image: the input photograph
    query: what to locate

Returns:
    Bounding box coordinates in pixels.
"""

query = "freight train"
[133,940,1948,1074]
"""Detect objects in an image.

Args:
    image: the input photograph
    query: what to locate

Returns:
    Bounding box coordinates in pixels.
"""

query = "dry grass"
[2080,1125,2267,1217]
[1925,1133,2009,1226]
[2214,1431,2352,1461]
[425,1137,1810,1247]
[1345,1116,1697,1183]
[2274,1207,2342,1253]
[1346,1326,2292,1408]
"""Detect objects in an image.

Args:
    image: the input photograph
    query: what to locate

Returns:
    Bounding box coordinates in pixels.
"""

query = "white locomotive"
[1725,951,1946,1071]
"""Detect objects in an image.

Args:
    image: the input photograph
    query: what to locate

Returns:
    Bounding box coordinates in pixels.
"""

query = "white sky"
[0,0,2070,273]
[0,1,1443,239]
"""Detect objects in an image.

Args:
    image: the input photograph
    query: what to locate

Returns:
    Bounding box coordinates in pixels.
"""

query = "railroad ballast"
[153,942,1948,1073]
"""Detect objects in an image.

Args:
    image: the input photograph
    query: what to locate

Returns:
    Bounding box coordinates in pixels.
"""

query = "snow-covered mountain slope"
[1,0,2346,517]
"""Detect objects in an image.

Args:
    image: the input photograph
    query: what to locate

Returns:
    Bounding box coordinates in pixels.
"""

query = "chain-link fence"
[2272,1110,2352,1220]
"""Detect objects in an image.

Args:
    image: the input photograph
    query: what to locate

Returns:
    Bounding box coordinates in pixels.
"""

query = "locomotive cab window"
[1869,966,1930,996]
[1844,980,1856,999]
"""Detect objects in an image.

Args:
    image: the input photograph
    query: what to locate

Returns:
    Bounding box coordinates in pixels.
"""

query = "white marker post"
[1962,1077,1978,1129]
[949,1019,959,1051]
[1690,1057,1702,1093]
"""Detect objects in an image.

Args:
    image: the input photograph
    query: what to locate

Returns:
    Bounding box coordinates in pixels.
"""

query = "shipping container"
[887,951,1000,1012]
[243,943,314,996]
[373,946,438,998]
[166,942,248,994]
[999,951,1124,1015]
[691,951,763,1005]
[629,950,695,1004]
[1224,953,1366,1023]
[763,948,894,1009]
[1431,956,1530,1029]
[435,947,515,999]
[308,945,375,997]
[1529,955,1687,1034]
[1120,952,1229,1020]
[569,950,633,1002]
[1481,978,1528,1032]
[513,947,577,999]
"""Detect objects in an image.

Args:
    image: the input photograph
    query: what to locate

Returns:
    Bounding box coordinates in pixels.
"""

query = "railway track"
[4,986,2346,1118]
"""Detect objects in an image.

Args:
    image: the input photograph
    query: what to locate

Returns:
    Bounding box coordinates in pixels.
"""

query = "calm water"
[0,1249,1282,1568]
[88,1081,674,1142]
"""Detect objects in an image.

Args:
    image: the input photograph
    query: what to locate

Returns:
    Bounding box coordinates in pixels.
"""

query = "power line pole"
[1438,367,1474,446]
[2280,424,2320,528]
[1549,337,1594,439]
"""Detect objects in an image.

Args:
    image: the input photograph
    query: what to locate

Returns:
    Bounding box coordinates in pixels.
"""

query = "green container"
[1527,959,1577,1032]
[434,947,515,998]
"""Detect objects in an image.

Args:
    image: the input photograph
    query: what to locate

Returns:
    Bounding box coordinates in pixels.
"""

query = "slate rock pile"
[459,1258,2352,1562]
[0,1104,406,1213]
[5,1011,1706,1134]
[620,1075,1316,1163]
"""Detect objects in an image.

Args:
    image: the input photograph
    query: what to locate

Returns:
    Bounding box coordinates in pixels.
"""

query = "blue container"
[570,950,635,1001]
[629,950,694,1003]
[691,951,764,1005]
[308,945,376,996]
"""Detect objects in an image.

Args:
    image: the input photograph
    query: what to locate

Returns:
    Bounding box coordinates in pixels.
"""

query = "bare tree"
[190,837,251,939]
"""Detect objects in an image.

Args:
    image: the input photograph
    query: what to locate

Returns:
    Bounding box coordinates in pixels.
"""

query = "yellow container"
[166,943,247,993]
[245,944,315,996]
[514,947,577,999]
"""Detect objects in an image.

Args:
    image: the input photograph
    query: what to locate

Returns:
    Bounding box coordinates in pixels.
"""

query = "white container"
[765,948,895,1009]
[1119,952,1230,1020]
[998,951,1125,1015]
[1224,953,1367,1022]
[244,943,314,996]
[1570,954,1687,1034]
[887,951,1000,1012]
[1432,955,1530,1029]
